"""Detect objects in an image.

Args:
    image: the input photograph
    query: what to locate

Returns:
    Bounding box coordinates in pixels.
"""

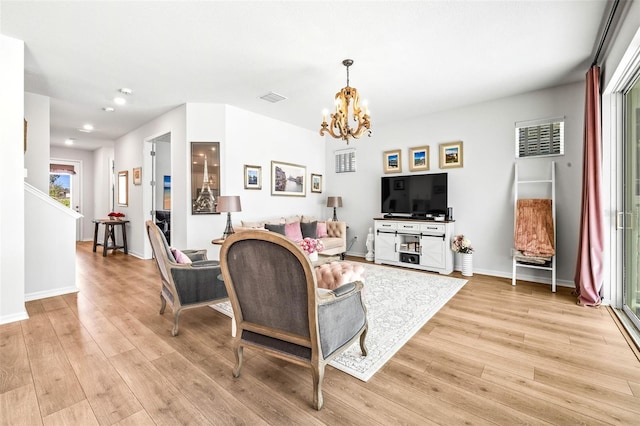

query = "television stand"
[373,217,454,275]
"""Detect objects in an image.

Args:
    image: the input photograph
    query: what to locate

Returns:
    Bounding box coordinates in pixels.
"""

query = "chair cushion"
[171,248,193,264]
[320,237,343,250]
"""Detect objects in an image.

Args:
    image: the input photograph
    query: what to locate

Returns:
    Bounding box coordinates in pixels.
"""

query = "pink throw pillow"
[171,248,192,264]
[284,222,303,242]
[317,222,328,238]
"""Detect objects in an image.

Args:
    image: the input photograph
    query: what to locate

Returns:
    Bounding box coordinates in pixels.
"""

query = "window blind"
[515,117,564,158]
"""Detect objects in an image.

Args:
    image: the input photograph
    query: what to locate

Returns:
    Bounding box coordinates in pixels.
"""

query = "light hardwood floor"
[1,242,639,425]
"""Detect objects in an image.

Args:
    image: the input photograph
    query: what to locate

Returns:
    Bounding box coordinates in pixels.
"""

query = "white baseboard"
[25,286,79,302]
[0,310,29,325]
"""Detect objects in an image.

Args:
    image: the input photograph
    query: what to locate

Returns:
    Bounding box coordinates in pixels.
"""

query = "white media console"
[374,218,455,275]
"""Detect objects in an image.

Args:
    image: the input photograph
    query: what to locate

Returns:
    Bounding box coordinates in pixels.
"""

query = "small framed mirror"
[118,170,128,206]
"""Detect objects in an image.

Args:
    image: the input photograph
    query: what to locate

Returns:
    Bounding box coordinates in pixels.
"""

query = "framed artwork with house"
[439,141,464,169]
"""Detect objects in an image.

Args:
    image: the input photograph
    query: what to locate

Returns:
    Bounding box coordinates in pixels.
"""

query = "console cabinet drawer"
[420,223,445,233]
[397,222,420,232]
[376,222,397,230]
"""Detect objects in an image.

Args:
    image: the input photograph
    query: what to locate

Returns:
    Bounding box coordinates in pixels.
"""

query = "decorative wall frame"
[311,173,322,193]
[383,149,402,174]
[244,165,262,190]
[408,146,430,171]
[439,141,464,169]
[117,170,128,206]
[132,167,142,185]
[271,160,306,196]
[191,142,220,214]
[163,175,171,210]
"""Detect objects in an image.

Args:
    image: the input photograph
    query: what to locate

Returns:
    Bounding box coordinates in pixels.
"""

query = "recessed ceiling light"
[114,97,126,105]
[102,107,115,112]
[65,138,75,145]
[119,88,133,95]
[83,124,94,131]
[78,128,92,133]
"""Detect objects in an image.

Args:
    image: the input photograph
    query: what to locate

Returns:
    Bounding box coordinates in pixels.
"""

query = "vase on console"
[461,253,473,277]
[309,251,319,262]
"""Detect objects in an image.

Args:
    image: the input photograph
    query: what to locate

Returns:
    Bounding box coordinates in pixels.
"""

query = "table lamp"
[216,196,242,239]
[326,196,343,221]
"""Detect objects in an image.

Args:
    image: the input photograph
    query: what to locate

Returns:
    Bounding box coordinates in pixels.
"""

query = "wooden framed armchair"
[145,220,228,336]
[219,230,368,410]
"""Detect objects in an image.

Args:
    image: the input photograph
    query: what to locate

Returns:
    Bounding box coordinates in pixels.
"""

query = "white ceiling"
[1,1,611,151]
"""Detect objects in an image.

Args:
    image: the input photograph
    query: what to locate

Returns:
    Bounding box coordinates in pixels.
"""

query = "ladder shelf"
[512,161,557,292]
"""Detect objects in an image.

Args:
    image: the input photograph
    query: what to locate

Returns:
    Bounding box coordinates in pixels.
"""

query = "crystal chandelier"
[320,59,371,143]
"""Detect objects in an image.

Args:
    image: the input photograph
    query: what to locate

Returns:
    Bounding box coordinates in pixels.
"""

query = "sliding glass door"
[623,81,640,331]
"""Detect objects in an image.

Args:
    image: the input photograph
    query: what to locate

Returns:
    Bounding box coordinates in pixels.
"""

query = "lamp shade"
[326,196,343,208]
[217,196,242,213]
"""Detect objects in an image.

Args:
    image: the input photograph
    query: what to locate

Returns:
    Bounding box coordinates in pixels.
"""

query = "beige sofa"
[235,216,347,257]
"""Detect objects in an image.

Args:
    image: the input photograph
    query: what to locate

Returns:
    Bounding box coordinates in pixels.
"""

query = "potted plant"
[451,234,474,276]
[299,237,324,261]
[108,211,125,221]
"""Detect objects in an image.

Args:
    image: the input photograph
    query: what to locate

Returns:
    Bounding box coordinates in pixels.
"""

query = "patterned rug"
[211,262,467,381]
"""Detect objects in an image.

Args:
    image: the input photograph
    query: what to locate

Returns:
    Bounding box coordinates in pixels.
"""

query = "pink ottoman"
[315,261,365,290]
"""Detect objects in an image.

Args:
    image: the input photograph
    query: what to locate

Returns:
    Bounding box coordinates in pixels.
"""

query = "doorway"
[150,133,171,244]
[50,159,82,241]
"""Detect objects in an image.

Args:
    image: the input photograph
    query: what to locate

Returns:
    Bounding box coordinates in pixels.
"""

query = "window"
[515,117,564,158]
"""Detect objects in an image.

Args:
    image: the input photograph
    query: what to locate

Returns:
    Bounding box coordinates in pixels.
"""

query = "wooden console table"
[92,219,129,257]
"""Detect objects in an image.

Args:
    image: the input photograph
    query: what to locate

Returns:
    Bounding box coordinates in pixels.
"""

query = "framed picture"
[409,146,430,172]
[132,167,142,185]
[191,142,220,214]
[117,170,128,206]
[383,149,402,174]
[271,160,306,196]
[244,165,262,190]
[311,173,322,193]
[439,141,464,169]
[163,175,171,210]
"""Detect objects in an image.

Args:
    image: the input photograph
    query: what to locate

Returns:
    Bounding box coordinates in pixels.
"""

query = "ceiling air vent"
[259,92,287,103]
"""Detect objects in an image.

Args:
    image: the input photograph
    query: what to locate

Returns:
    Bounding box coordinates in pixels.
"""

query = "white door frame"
[50,157,83,241]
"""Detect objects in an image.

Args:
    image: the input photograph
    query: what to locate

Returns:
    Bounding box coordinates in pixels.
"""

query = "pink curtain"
[574,65,604,307]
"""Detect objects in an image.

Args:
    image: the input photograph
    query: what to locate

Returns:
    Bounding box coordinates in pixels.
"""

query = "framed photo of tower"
[191,142,220,214]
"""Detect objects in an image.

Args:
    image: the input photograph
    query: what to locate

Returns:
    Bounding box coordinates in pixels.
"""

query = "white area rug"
[211,262,467,381]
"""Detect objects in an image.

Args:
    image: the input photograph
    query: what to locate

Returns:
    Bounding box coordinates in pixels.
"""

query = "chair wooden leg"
[311,363,325,410]
[232,345,243,378]
[159,294,166,314]
[172,308,182,336]
[359,326,368,356]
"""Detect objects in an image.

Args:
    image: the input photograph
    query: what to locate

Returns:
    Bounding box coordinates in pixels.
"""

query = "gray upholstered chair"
[219,230,368,410]
[145,220,228,336]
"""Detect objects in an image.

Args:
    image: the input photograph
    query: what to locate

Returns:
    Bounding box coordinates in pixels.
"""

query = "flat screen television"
[381,173,448,218]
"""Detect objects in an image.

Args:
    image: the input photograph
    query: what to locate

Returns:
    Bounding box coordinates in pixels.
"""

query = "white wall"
[325,81,584,287]
[93,146,115,223]
[24,92,50,193]
[0,34,27,324]
[197,104,326,259]
[115,103,325,260]
[116,105,186,258]
[24,184,80,300]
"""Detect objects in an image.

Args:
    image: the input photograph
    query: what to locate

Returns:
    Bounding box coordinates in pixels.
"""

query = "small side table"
[93,219,129,257]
